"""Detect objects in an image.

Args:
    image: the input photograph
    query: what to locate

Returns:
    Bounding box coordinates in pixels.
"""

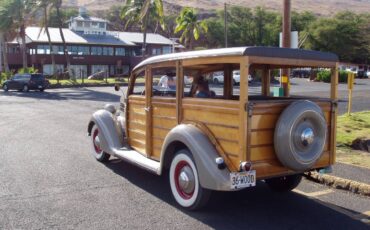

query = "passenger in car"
[158,72,176,89]
[195,77,215,98]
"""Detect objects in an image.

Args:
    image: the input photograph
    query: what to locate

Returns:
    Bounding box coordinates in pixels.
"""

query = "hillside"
[63,0,370,16]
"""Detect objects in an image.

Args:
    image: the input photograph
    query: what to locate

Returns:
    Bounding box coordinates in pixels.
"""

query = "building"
[6,8,177,78]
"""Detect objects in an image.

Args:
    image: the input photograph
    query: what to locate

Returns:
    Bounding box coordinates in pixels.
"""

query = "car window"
[184,63,240,99]
[31,74,44,80]
[21,75,31,81]
[131,70,145,95]
[152,67,177,97]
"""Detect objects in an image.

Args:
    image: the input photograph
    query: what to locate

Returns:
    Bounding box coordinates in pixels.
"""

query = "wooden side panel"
[151,97,177,159]
[249,100,333,179]
[127,96,146,154]
[182,98,240,168]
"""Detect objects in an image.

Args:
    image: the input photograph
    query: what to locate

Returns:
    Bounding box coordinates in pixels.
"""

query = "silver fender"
[88,109,124,155]
[160,124,232,191]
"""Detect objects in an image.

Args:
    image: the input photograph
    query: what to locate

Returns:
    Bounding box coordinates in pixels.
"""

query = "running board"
[112,147,161,175]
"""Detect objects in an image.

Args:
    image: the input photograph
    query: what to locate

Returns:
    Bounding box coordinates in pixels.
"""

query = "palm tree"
[10,0,31,69]
[121,0,165,58]
[175,7,208,50]
[53,0,70,79]
[0,0,17,72]
[34,0,56,78]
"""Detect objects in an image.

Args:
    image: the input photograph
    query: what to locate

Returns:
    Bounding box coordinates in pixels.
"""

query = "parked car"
[88,47,338,210]
[2,73,49,92]
[212,70,251,84]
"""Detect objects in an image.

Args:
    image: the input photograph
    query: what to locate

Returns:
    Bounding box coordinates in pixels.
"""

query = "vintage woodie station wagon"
[88,47,338,210]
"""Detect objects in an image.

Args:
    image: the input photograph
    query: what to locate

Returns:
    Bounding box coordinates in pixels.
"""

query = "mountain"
[63,0,370,16]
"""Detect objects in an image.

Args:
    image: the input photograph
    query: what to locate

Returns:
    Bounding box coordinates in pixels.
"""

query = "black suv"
[2,73,50,92]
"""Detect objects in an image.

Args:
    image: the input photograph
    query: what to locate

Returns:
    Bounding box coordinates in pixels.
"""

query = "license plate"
[38,85,42,88]
[230,170,256,189]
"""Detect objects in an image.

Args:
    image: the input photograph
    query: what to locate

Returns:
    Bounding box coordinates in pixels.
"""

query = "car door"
[7,75,20,89]
[127,69,148,156]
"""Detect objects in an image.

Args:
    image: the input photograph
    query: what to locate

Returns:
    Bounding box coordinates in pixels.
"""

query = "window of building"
[78,46,89,55]
[69,65,88,79]
[99,22,105,28]
[91,46,103,55]
[162,46,172,54]
[77,21,83,27]
[37,45,50,54]
[115,47,126,56]
[91,65,109,76]
[132,47,142,56]
[152,48,162,56]
[43,64,64,75]
[102,47,113,56]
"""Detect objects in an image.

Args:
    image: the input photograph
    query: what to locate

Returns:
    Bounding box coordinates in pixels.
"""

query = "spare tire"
[274,100,327,171]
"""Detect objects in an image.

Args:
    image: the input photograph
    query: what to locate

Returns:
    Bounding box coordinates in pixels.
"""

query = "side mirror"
[114,84,120,91]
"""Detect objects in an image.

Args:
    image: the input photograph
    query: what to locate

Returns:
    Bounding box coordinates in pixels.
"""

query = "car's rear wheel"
[265,174,302,192]
[91,125,110,162]
[2,84,8,91]
[169,149,211,210]
[22,84,29,92]
[40,88,45,92]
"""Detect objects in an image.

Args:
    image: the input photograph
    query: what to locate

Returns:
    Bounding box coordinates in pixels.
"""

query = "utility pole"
[0,33,3,73]
[224,2,228,48]
[282,0,291,96]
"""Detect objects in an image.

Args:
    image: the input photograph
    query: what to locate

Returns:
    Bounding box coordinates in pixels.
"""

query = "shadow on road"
[104,159,368,230]
[0,87,120,102]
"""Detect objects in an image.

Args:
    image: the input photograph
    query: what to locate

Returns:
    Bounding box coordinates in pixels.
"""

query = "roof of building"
[117,32,176,45]
[133,47,339,71]
[66,15,108,23]
[20,27,174,47]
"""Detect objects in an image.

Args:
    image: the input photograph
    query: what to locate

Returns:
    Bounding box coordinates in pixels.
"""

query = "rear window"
[21,75,31,81]
[31,74,44,80]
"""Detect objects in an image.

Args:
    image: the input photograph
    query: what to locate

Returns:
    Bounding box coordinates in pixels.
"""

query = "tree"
[8,0,32,69]
[304,11,370,63]
[34,0,56,77]
[174,7,208,50]
[121,0,165,57]
[0,0,15,72]
[53,0,71,80]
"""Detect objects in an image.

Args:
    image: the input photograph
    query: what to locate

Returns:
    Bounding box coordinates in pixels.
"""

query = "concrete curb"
[49,83,128,89]
[304,172,370,197]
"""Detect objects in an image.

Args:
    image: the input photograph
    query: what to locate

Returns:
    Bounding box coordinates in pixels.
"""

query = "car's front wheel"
[39,88,45,92]
[2,84,8,91]
[265,174,302,192]
[91,125,110,162]
[169,149,211,210]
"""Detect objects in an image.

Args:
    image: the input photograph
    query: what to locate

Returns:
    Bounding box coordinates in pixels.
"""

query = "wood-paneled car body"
[88,47,339,210]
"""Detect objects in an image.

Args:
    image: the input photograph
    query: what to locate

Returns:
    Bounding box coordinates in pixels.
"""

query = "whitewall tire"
[169,149,211,210]
[91,125,110,162]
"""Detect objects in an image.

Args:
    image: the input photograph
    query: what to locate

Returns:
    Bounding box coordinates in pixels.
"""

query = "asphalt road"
[0,82,369,229]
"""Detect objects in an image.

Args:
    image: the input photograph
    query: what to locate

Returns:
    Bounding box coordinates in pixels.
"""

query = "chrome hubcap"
[301,128,314,146]
[94,135,101,150]
[178,166,195,194]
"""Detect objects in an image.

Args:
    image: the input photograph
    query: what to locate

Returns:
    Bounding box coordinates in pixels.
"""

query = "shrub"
[317,70,331,83]
[0,71,13,84]
[339,70,348,83]
[317,70,348,83]
[17,67,38,74]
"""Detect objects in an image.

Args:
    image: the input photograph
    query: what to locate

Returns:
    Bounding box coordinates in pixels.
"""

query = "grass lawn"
[336,111,370,168]
[49,78,127,86]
